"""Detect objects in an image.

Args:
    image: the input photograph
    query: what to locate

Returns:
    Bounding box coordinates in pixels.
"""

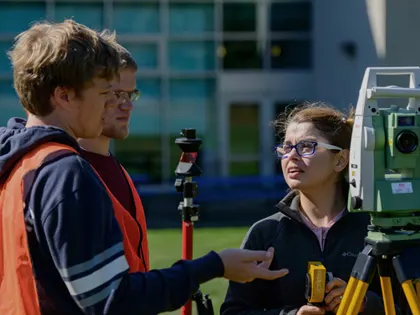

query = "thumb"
[258,247,275,269]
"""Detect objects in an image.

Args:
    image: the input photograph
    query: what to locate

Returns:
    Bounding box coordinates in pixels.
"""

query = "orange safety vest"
[102,165,150,273]
[0,142,149,315]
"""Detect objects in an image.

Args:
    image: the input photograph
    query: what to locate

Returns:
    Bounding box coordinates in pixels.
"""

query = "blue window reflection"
[169,3,214,34]
[0,41,13,74]
[131,79,161,135]
[55,3,103,31]
[0,3,46,34]
[0,80,25,125]
[168,79,215,133]
[168,41,215,71]
[138,79,161,101]
[122,43,158,70]
[113,3,159,34]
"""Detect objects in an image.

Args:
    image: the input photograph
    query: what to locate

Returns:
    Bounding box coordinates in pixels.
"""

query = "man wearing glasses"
[78,35,150,272]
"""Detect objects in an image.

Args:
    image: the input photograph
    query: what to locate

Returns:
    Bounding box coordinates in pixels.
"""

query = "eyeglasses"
[274,141,343,159]
[113,89,140,103]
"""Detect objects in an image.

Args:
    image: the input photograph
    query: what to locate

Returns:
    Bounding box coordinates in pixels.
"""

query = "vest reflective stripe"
[0,142,149,314]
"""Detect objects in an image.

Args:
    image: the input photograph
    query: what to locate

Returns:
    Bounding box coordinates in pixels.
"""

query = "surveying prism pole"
[174,128,214,315]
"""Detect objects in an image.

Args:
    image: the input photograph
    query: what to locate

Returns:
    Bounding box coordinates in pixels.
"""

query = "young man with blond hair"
[0,20,288,315]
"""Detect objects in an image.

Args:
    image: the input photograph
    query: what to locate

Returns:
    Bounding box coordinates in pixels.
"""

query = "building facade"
[1,0,419,184]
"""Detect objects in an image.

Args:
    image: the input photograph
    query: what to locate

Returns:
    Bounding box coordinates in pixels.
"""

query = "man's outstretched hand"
[218,247,289,283]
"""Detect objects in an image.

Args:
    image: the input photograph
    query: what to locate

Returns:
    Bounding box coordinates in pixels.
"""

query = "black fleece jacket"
[221,192,403,315]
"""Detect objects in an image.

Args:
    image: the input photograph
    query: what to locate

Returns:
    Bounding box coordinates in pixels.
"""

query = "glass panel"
[229,161,259,176]
[113,3,159,34]
[169,3,214,34]
[0,2,46,34]
[229,102,260,176]
[168,79,215,133]
[131,79,161,135]
[0,80,25,126]
[222,41,262,69]
[168,79,215,174]
[0,41,13,74]
[168,41,215,71]
[229,103,259,155]
[270,2,312,32]
[114,135,162,183]
[223,3,256,32]
[55,3,103,31]
[121,43,158,70]
[271,40,312,69]
[114,79,162,183]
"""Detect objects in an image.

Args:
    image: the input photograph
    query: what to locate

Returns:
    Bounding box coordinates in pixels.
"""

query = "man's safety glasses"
[113,89,140,103]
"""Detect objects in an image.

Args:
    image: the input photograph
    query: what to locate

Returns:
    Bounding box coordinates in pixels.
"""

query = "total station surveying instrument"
[174,128,214,315]
[336,67,420,315]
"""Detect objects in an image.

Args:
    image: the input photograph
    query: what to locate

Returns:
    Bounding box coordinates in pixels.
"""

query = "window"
[0,80,25,125]
[222,41,262,69]
[0,2,46,34]
[270,2,312,32]
[113,3,160,34]
[55,3,103,31]
[121,43,159,70]
[229,103,260,176]
[223,3,256,32]
[169,3,214,34]
[114,78,162,182]
[168,78,215,173]
[270,40,312,69]
[131,78,161,135]
[0,41,13,75]
[168,41,215,71]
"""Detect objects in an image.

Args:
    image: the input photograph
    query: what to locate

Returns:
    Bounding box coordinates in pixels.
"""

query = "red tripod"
[182,219,194,315]
[174,129,213,315]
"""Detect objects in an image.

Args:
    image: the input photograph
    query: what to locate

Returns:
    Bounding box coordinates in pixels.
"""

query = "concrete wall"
[313,0,379,110]
[313,0,420,110]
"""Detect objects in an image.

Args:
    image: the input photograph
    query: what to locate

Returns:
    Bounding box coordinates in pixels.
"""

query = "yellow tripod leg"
[401,280,420,315]
[380,276,396,315]
[337,276,357,314]
[415,280,420,302]
[337,277,368,315]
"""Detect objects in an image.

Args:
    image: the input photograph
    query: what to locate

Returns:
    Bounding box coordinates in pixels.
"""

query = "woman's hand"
[324,277,347,313]
[297,305,325,315]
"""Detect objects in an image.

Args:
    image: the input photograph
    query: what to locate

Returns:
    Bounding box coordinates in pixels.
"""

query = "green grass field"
[148,227,249,315]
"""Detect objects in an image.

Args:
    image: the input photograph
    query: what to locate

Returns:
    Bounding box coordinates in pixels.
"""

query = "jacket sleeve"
[35,155,224,315]
[221,222,298,315]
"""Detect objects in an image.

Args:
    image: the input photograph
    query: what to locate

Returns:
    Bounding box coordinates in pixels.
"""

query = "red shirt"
[80,149,136,218]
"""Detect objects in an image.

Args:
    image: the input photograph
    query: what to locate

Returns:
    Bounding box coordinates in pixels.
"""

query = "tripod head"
[349,67,420,252]
[174,128,202,223]
[175,128,203,178]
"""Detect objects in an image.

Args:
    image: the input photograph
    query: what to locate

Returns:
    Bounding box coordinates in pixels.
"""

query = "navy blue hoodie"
[0,117,224,315]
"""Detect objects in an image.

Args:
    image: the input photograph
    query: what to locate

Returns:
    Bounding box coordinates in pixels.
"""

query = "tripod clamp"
[174,128,214,315]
